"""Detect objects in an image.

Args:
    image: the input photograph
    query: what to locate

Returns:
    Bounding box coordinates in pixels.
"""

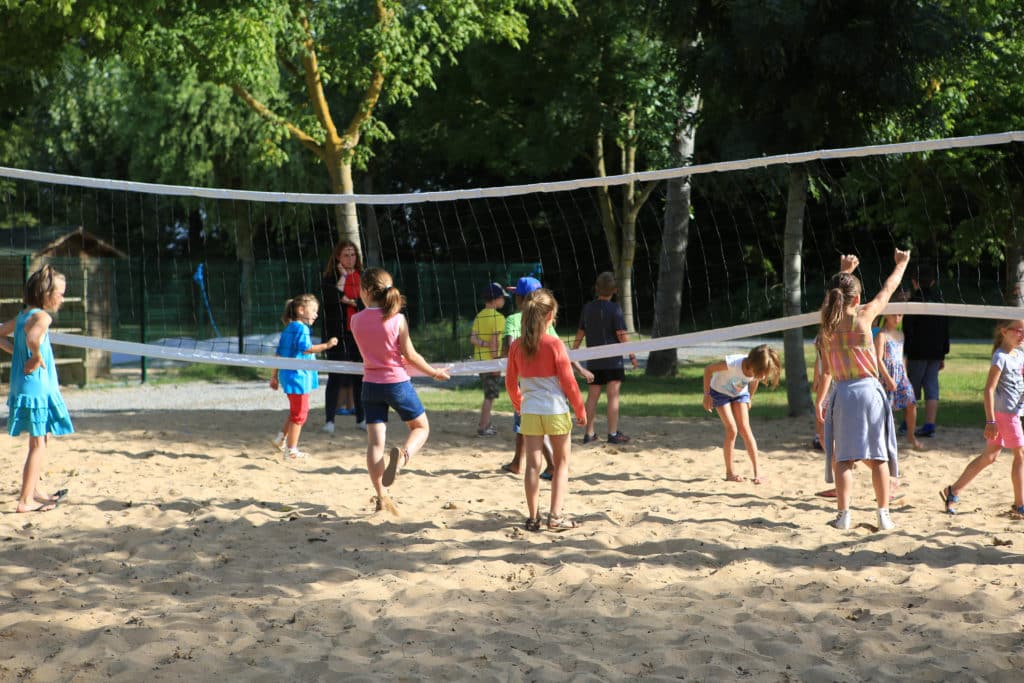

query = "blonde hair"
[281,294,319,325]
[746,344,781,388]
[992,319,1024,352]
[361,267,405,319]
[595,271,617,297]
[819,272,862,336]
[519,288,558,358]
[24,264,66,310]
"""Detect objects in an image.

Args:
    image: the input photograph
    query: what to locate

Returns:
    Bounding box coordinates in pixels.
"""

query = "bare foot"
[816,488,838,498]
[910,438,924,450]
[16,501,56,513]
[725,473,745,483]
[752,476,765,485]
[501,463,521,475]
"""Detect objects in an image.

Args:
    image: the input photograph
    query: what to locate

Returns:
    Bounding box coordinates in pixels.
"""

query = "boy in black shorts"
[572,272,638,444]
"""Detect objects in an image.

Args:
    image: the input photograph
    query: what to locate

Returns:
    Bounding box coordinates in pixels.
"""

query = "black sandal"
[939,485,959,514]
[524,516,542,532]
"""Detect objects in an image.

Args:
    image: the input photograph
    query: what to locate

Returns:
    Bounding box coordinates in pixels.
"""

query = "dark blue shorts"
[362,380,426,424]
[906,359,941,401]
[709,388,751,409]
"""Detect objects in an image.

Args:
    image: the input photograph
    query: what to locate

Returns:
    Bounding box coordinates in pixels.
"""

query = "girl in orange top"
[505,289,586,531]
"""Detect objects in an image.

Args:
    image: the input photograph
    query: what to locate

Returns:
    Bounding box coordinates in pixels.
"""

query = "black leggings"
[324,335,363,423]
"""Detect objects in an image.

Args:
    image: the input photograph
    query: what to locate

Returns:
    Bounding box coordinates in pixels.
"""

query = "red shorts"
[288,393,310,425]
[987,412,1024,449]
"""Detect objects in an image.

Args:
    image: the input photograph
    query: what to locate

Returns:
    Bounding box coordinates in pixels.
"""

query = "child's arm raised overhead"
[397,316,450,381]
[702,360,727,412]
[859,248,910,322]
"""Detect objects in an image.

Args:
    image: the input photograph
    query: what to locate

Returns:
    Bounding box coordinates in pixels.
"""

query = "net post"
[139,283,148,384]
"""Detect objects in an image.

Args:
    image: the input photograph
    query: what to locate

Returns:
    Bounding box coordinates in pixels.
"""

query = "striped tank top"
[823,329,878,381]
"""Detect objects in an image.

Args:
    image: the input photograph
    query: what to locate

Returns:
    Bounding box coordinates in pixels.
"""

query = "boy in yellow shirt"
[470,282,507,436]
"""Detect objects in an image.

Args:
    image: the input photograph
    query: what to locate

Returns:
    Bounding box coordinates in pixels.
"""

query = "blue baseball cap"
[481,282,508,300]
[512,276,542,296]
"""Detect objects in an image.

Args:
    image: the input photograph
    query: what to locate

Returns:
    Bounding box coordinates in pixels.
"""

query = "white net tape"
[49,302,1023,376]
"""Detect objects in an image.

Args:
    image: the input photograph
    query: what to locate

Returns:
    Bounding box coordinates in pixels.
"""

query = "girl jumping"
[350,268,450,513]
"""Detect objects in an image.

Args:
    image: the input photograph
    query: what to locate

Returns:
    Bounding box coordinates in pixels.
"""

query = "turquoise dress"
[7,308,74,437]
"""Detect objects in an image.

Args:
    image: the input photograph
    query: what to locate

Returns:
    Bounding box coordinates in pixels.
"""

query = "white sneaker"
[285,448,310,460]
[829,510,852,530]
[877,508,895,531]
[269,434,286,452]
[355,420,367,431]
[321,422,336,434]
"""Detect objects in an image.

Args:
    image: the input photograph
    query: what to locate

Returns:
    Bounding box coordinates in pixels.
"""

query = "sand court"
[2,382,1023,680]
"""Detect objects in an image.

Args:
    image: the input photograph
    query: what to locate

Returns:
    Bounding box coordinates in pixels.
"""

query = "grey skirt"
[823,376,899,484]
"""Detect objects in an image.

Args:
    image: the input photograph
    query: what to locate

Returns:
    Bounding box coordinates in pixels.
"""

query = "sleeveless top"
[823,328,878,382]
[350,308,410,384]
[7,308,75,437]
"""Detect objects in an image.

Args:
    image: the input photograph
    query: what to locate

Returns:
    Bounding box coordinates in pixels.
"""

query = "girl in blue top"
[270,294,337,459]
[0,265,74,513]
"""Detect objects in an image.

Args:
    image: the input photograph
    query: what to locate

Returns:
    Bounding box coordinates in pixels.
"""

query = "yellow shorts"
[519,412,573,436]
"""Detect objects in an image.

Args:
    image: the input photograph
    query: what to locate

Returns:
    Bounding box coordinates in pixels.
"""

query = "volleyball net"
[2,130,1023,380]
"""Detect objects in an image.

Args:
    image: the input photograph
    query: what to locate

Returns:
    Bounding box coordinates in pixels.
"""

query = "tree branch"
[230,83,324,160]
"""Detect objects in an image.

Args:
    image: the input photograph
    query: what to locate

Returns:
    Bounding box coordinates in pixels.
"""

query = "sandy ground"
[2,383,1024,681]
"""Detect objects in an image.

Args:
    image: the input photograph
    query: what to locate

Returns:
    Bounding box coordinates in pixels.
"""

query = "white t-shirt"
[710,354,755,398]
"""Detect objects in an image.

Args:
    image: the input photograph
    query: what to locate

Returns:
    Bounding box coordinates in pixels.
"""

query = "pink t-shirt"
[350,308,410,384]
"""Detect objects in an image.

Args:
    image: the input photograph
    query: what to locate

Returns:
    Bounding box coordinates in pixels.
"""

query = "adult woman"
[320,240,364,432]
[815,248,909,530]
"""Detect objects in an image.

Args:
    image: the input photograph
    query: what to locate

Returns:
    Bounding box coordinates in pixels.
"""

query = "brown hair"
[746,344,781,388]
[519,288,558,358]
[992,319,1024,352]
[595,271,617,297]
[361,267,404,319]
[323,239,363,277]
[281,293,319,325]
[24,264,66,310]
[819,272,862,337]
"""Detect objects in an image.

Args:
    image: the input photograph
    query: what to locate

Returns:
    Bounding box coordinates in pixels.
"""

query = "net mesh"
[1,131,1023,382]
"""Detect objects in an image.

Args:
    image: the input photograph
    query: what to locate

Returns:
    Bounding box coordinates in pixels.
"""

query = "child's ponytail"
[281,293,318,325]
[361,267,406,319]
[520,288,558,358]
[819,272,861,337]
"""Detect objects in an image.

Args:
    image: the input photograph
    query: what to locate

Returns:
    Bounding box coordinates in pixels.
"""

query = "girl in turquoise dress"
[1,265,74,512]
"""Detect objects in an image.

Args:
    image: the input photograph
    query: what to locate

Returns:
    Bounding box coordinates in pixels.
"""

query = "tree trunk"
[647,100,699,377]
[326,154,362,254]
[617,210,638,333]
[783,165,812,416]
[360,171,382,267]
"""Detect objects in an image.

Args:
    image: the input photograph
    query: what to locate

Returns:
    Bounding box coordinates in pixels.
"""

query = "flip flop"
[816,489,838,498]
[383,447,406,487]
[939,485,958,514]
[50,488,68,504]
[501,463,520,475]
[540,471,553,481]
[16,501,56,513]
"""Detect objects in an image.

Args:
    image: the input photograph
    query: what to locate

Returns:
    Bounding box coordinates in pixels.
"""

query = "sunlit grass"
[417,341,993,427]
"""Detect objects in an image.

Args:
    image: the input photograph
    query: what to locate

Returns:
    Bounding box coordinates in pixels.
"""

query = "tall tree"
[696,0,979,415]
